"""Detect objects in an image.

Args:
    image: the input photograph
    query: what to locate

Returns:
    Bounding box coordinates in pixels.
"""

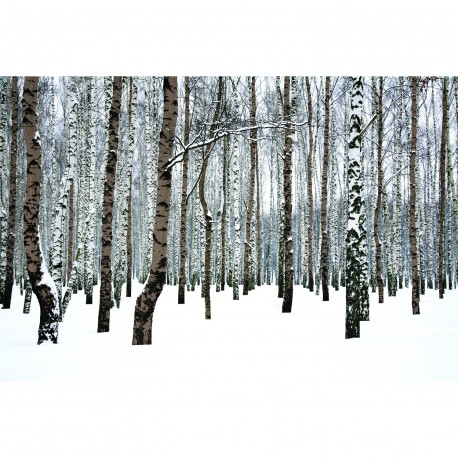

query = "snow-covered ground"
[1,282,458,457]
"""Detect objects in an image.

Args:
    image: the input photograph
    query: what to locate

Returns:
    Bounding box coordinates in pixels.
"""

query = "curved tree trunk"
[23,76,60,344]
[132,76,178,345]
[2,77,18,309]
[97,76,122,333]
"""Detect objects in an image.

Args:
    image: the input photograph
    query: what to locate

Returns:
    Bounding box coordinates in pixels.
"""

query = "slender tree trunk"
[199,77,223,319]
[256,120,262,287]
[221,129,228,291]
[438,77,448,299]
[67,180,74,286]
[178,77,191,304]
[126,172,133,297]
[23,274,32,314]
[305,77,314,292]
[132,76,178,344]
[243,76,258,295]
[2,77,18,309]
[410,76,420,315]
[61,247,81,318]
[276,77,285,298]
[97,76,122,333]
[320,76,331,301]
[23,76,60,344]
[126,77,136,298]
[374,77,384,303]
[232,84,241,300]
[282,76,294,313]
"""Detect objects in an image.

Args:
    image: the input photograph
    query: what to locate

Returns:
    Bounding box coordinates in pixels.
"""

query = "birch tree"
[132,76,178,345]
[23,76,60,344]
[2,77,18,309]
[97,76,122,333]
[282,76,294,313]
[410,76,420,315]
[345,76,369,339]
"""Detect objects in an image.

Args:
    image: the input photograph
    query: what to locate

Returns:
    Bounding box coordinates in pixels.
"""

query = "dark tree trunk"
[374,77,384,303]
[23,76,60,344]
[132,76,178,345]
[178,76,190,304]
[305,77,314,292]
[2,77,18,309]
[320,76,331,301]
[438,77,448,299]
[126,172,133,298]
[199,77,223,319]
[282,76,293,313]
[97,76,122,333]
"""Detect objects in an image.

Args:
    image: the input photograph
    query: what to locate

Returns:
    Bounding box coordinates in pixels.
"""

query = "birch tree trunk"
[374,77,384,303]
[221,122,228,291]
[97,76,122,333]
[243,76,258,295]
[132,76,178,345]
[0,78,9,303]
[438,77,448,299]
[23,76,60,344]
[305,76,314,292]
[178,76,190,304]
[282,76,294,313]
[320,76,331,301]
[410,76,420,315]
[2,77,18,309]
[345,76,369,339]
[199,77,223,319]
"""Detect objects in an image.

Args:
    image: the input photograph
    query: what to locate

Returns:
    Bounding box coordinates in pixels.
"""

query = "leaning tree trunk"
[243,76,258,296]
[374,77,384,303]
[305,76,314,292]
[410,76,420,315]
[282,76,294,313]
[97,76,122,333]
[132,76,178,345]
[438,77,448,299]
[320,76,331,301]
[23,76,60,344]
[178,76,191,304]
[345,76,370,339]
[2,77,18,309]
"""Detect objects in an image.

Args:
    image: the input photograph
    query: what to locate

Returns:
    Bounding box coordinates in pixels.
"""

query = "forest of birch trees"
[0,76,456,344]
